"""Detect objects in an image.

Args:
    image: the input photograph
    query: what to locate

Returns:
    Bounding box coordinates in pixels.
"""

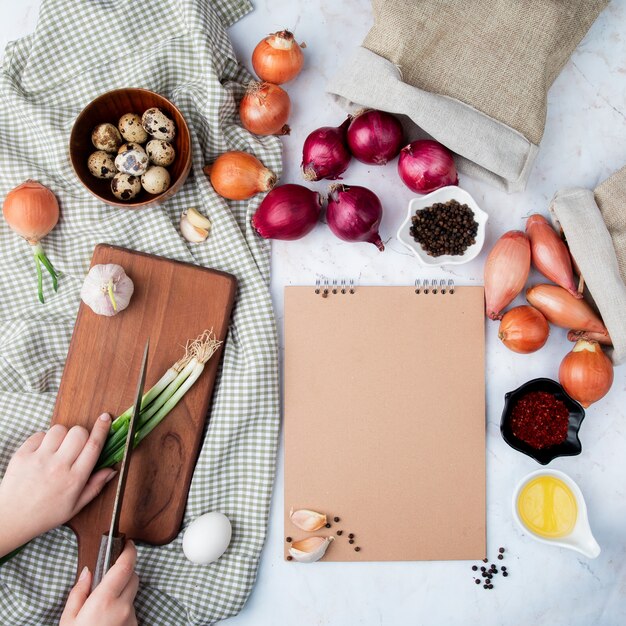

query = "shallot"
[567,330,613,347]
[498,306,549,354]
[252,184,322,240]
[526,214,580,298]
[559,339,613,407]
[326,184,385,251]
[346,109,404,165]
[484,231,531,320]
[397,140,458,194]
[526,284,608,335]
[2,180,59,303]
[301,118,351,181]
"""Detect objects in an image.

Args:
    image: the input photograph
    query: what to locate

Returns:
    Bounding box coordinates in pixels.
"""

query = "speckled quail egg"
[111,173,142,201]
[118,113,148,144]
[87,150,116,179]
[141,166,171,194]
[118,142,145,154]
[91,123,122,153]
[146,139,176,167]
[142,107,176,141]
[115,147,149,176]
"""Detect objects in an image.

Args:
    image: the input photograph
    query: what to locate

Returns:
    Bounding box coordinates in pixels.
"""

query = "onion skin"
[205,151,277,200]
[301,118,351,181]
[326,184,385,251]
[526,214,581,298]
[397,140,458,194]
[346,109,404,165]
[567,329,613,347]
[559,339,613,407]
[498,305,549,354]
[484,231,531,320]
[240,82,291,136]
[252,30,304,84]
[3,180,59,244]
[526,284,608,335]
[252,184,321,240]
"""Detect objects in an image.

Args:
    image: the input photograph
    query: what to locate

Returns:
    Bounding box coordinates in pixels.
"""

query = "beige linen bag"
[550,168,626,365]
[329,0,608,192]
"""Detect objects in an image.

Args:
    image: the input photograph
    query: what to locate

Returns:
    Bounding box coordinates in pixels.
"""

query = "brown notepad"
[284,284,486,561]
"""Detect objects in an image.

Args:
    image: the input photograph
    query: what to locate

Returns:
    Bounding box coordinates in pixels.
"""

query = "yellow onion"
[484,230,531,320]
[559,340,613,407]
[526,214,581,298]
[240,82,291,136]
[498,305,549,354]
[204,151,277,200]
[252,30,304,84]
[526,284,608,335]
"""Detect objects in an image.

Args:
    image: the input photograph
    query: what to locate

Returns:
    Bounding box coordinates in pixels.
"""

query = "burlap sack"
[550,167,626,365]
[328,0,607,192]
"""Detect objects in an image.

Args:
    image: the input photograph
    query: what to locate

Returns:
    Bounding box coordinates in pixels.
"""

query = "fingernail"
[99,413,111,422]
[105,470,118,484]
[79,566,89,581]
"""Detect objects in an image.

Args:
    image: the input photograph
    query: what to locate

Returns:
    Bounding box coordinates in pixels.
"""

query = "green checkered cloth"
[0,1,281,624]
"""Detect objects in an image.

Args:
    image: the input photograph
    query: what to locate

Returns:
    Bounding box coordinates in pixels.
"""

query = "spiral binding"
[315,278,454,296]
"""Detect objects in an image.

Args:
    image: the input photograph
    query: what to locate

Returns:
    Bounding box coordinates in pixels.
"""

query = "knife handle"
[92,533,125,591]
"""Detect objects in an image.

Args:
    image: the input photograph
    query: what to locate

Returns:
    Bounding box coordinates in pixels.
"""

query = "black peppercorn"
[497,554,503,560]
[354,547,361,552]
[285,537,292,543]
[348,533,354,539]
[349,539,354,544]
[286,556,293,561]
[325,523,331,528]
[499,547,505,553]
[472,565,478,571]
[334,517,340,522]
[336,530,343,536]
[503,571,508,577]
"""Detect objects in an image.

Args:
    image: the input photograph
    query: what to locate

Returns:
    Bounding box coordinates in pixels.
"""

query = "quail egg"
[118,142,145,154]
[141,166,170,194]
[115,147,149,176]
[146,139,176,167]
[142,107,176,141]
[87,150,116,179]
[111,173,142,201]
[118,113,148,144]
[91,123,122,153]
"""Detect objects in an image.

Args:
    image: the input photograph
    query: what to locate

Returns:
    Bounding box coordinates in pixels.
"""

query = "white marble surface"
[2,1,626,625]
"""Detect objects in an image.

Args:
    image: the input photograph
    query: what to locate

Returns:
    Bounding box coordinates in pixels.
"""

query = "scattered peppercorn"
[285,537,292,543]
[472,565,478,571]
[325,523,331,528]
[499,547,505,554]
[510,391,570,449]
[348,533,354,539]
[334,517,340,522]
[483,558,488,563]
[501,566,507,571]
[409,199,479,257]
[503,572,508,577]
[497,554,504,560]
[286,556,293,561]
[483,584,489,589]
[354,547,361,552]
[349,539,354,544]
[475,579,480,585]
[480,567,486,572]
[337,530,343,536]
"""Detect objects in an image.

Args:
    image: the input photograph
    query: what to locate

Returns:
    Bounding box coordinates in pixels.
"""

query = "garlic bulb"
[289,536,334,563]
[290,508,327,531]
[81,264,134,316]
[180,207,211,243]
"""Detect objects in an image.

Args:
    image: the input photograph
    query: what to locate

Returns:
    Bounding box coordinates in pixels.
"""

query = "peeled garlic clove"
[180,208,210,243]
[290,508,327,531]
[289,536,334,563]
[80,264,134,317]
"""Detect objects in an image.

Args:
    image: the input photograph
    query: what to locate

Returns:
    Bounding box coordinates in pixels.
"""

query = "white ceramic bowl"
[512,469,600,559]
[396,186,488,266]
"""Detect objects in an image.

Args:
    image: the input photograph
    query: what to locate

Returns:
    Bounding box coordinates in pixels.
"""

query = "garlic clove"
[289,536,334,563]
[289,508,327,531]
[186,207,212,230]
[180,209,210,243]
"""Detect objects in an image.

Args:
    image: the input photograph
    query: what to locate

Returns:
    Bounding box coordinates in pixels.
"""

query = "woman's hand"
[0,414,116,557]
[60,541,138,626]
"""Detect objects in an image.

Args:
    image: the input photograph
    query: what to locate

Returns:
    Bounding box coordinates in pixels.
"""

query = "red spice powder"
[510,391,570,449]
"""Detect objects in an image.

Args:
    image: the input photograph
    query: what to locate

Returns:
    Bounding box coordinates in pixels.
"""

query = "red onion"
[301,118,351,181]
[347,109,404,165]
[326,184,384,251]
[398,140,458,193]
[252,184,322,240]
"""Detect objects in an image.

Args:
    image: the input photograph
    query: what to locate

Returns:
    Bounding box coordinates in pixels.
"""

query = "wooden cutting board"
[51,244,236,577]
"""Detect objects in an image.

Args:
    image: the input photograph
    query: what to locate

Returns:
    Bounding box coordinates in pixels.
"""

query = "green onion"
[96,330,222,470]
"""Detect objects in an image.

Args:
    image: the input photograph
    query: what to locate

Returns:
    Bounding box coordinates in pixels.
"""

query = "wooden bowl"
[70,88,191,208]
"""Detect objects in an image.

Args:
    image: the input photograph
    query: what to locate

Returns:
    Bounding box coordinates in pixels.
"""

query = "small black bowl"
[500,378,585,465]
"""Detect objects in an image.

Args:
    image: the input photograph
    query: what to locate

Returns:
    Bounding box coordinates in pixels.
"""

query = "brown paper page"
[284,286,485,562]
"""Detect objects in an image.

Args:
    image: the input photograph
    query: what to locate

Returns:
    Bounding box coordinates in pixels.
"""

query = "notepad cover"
[284,286,486,561]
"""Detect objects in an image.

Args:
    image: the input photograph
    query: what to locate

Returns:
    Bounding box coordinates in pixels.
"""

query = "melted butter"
[517,475,577,538]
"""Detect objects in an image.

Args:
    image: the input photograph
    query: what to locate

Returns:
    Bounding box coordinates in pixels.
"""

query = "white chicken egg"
[182,512,232,564]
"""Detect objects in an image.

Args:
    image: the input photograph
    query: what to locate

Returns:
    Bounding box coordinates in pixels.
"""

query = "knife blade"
[92,338,149,589]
